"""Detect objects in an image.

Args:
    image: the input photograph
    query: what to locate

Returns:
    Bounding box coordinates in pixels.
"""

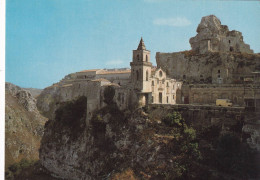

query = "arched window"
[146,70,149,81]
[159,71,163,77]
[136,70,139,80]
[137,54,139,61]
[146,55,148,62]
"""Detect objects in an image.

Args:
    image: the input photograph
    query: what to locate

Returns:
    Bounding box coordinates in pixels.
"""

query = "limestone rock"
[5,82,47,167]
[190,15,253,54]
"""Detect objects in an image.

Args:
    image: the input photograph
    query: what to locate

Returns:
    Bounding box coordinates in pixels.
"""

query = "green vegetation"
[160,112,202,179]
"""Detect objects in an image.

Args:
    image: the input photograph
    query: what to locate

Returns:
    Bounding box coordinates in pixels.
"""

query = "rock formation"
[190,15,253,54]
[5,83,47,167]
[39,94,258,179]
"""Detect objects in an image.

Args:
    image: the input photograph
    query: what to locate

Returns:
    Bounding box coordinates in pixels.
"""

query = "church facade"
[130,38,182,106]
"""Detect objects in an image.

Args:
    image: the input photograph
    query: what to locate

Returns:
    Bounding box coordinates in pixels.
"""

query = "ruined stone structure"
[190,15,253,54]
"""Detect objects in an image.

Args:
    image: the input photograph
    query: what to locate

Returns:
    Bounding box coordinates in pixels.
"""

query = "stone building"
[58,38,181,109]
[130,38,181,106]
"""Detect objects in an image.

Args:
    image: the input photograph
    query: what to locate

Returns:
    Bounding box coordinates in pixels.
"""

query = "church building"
[71,38,182,108]
[130,38,182,106]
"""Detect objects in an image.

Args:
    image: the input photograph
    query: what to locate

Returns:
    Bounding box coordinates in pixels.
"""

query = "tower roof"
[137,37,146,50]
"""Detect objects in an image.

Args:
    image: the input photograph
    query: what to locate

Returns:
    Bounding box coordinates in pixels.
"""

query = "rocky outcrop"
[190,15,253,54]
[39,92,259,179]
[5,83,47,167]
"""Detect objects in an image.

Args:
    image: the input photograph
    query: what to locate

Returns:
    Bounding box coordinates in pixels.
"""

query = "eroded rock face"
[5,82,47,167]
[39,97,146,180]
[190,15,253,54]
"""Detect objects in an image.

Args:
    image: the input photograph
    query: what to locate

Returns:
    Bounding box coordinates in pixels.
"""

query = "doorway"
[159,93,162,103]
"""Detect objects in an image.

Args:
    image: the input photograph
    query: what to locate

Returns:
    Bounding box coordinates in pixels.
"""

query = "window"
[229,40,231,44]
[137,54,139,61]
[146,55,148,62]
[166,82,169,87]
[136,70,139,80]
[85,75,87,79]
[218,70,220,73]
[167,96,169,103]
[146,70,149,81]
[230,47,233,52]
[152,81,154,86]
[159,71,163,77]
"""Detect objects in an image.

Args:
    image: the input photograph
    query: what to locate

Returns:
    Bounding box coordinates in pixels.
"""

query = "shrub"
[162,112,202,179]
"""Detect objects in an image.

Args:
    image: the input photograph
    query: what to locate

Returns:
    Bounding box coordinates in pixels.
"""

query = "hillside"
[5,83,47,168]
[23,88,43,98]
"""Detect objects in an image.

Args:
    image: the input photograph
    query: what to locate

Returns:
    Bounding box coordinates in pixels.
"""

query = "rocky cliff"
[190,15,253,54]
[5,83,47,168]
[39,87,259,179]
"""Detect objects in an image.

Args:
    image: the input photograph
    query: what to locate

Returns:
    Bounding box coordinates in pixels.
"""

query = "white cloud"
[105,60,124,66]
[153,17,191,27]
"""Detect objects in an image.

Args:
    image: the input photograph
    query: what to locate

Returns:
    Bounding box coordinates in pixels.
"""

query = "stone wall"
[148,104,245,129]
[179,84,260,106]
[156,51,260,84]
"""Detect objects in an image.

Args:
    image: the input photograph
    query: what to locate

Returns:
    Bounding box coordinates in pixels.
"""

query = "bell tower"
[130,38,152,92]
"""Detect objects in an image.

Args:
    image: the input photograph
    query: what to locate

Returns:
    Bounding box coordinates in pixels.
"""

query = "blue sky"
[6,0,260,89]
